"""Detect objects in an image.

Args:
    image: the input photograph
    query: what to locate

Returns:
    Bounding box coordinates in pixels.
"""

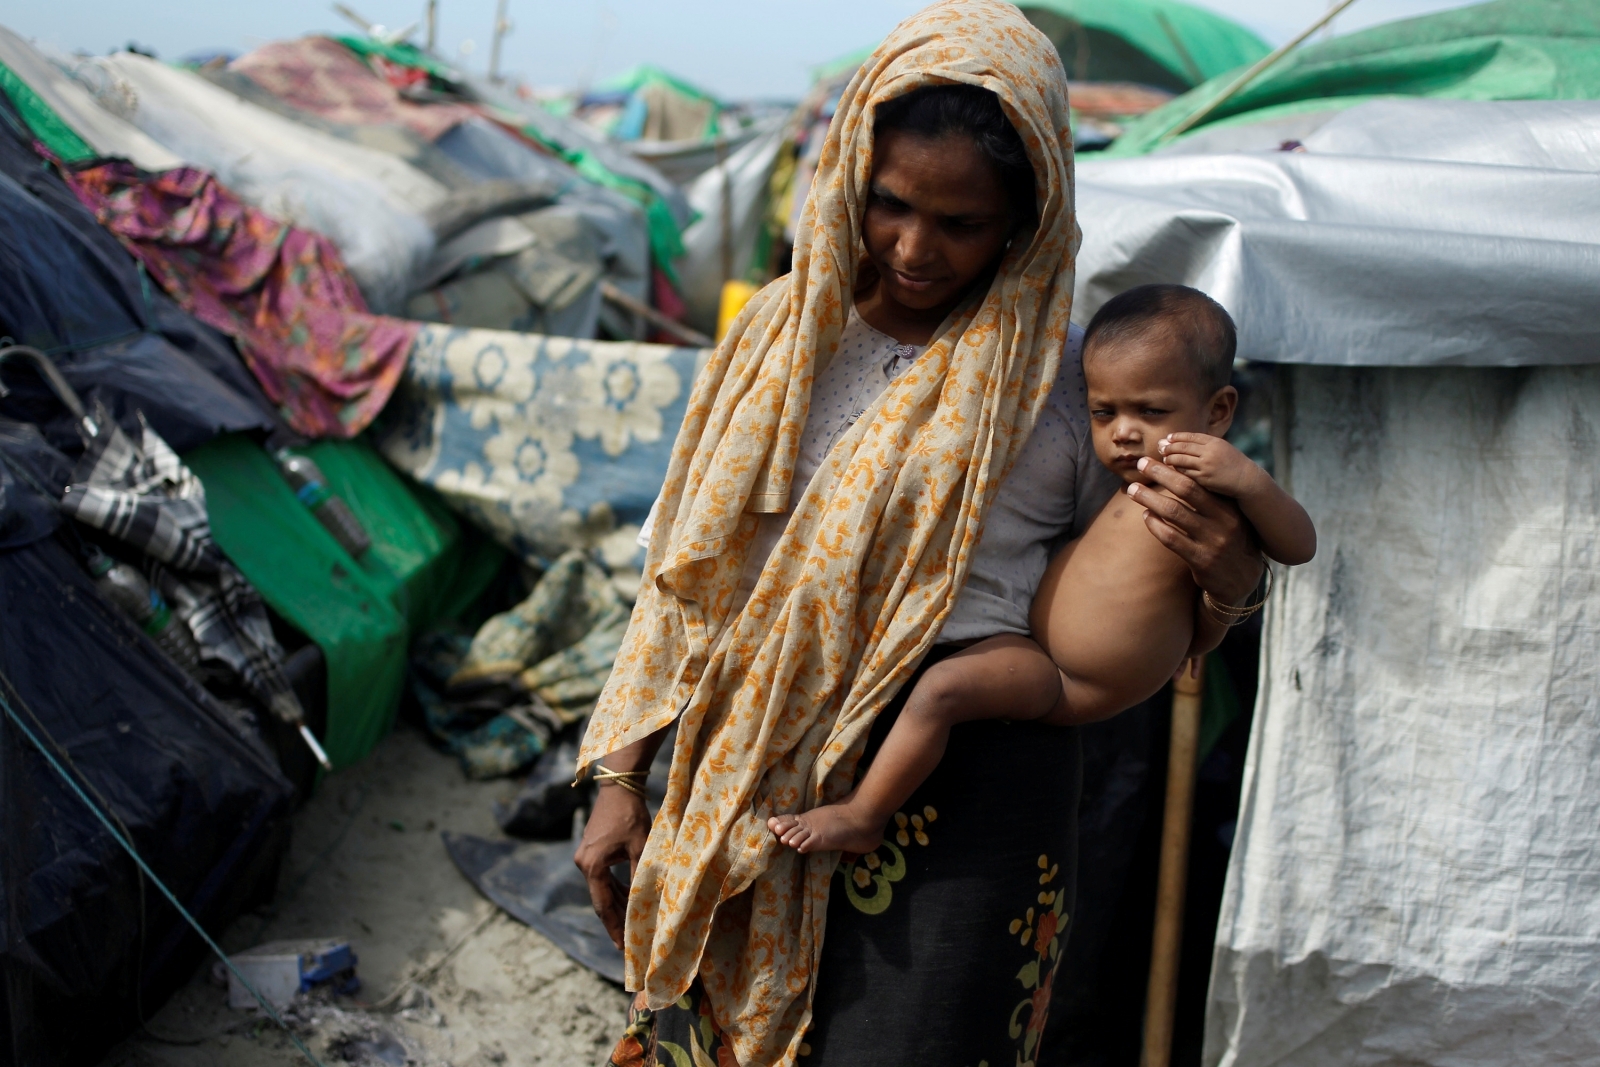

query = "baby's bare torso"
[1031,489,1198,713]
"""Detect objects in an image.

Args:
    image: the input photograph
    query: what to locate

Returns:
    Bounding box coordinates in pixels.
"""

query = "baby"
[769,283,1316,855]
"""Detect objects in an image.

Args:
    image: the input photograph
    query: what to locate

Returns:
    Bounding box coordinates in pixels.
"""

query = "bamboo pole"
[1158,0,1361,144]
[488,0,510,84]
[1141,658,1206,1067]
[599,282,715,348]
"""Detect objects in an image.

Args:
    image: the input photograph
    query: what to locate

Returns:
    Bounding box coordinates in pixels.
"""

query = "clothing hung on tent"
[229,36,476,142]
[58,158,419,438]
[80,49,444,311]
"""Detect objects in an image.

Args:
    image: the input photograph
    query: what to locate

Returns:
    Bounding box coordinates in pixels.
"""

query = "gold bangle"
[590,766,648,797]
[1203,563,1274,625]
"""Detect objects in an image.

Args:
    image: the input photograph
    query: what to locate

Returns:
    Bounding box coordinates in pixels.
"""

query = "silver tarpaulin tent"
[1075,99,1600,1066]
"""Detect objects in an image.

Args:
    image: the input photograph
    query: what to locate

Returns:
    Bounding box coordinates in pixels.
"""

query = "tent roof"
[1108,0,1600,155]
[1074,99,1600,368]
[811,0,1266,89]
[590,64,721,106]
[1018,0,1268,88]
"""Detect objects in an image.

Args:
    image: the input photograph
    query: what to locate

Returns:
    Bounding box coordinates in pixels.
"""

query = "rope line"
[0,680,329,1067]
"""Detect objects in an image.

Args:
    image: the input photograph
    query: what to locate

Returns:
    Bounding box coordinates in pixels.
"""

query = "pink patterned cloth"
[230,37,474,143]
[60,159,417,438]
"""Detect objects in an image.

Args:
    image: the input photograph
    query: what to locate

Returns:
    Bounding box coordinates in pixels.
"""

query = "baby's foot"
[767,804,886,855]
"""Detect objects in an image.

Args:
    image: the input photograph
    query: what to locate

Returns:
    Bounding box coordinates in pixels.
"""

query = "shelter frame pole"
[489,0,510,84]
[1160,0,1361,143]
[1140,658,1206,1067]
[425,0,438,51]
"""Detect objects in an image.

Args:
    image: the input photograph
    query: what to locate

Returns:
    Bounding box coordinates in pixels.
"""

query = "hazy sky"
[8,0,1480,100]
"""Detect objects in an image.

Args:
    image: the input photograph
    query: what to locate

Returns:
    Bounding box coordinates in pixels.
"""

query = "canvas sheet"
[376,324,706,569]
[1073,99,1600,368]
[73,52,443,312]
[1207,363,1600,1066]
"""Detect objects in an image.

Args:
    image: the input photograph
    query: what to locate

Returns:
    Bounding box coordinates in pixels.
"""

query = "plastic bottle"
[87,549,202,672]
[273,449,372,559]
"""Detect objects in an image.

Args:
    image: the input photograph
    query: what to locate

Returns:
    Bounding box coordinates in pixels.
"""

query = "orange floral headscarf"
[579,1,1078,1061]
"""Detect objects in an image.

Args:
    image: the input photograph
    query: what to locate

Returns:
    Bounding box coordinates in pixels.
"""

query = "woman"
[576,3,1264,1064]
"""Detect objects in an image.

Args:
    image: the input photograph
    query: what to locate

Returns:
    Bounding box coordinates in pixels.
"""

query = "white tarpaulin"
[677,118,785,333]
[0,30,178,171]
[77,52,443,312]
[1073,99,1600,1066]
[1074,100,1600,368]
[1210,364,1600,1066]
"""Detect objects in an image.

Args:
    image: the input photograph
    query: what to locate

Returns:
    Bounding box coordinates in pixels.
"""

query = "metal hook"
[0,344,99,438]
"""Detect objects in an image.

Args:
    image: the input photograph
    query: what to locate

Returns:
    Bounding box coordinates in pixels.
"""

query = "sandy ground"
[97,723,629,1067]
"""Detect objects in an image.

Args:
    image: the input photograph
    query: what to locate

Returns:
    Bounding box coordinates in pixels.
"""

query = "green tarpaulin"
[1019,0,1269,90]
[593,65,720,108]
[1107,0,1600,155]
[186,435,504,768]
[813,0,1267,91]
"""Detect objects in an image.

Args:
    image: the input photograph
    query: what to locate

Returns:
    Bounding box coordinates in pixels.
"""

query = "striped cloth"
[62,407,304,725]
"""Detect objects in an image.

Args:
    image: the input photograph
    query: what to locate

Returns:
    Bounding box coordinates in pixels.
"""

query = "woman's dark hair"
[874,84,1037,227]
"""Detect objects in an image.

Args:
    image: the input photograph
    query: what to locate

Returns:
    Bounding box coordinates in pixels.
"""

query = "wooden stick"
[600,281,715,348]
[1158,0,1361,144]
[1141,658,1206,1067]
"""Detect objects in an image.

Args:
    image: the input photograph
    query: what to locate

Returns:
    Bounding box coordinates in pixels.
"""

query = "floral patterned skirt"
[607,647,1083,1067]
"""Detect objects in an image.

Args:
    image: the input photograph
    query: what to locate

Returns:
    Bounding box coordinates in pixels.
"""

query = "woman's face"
[862,128,1016,316]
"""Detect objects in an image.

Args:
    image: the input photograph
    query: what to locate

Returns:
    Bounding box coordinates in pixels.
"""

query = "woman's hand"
[1127,456,1264,607]
[573,727,669,951]
[574,782,653,951]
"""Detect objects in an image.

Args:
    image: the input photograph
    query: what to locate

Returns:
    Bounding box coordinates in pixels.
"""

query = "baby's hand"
[1157,433,1262,498]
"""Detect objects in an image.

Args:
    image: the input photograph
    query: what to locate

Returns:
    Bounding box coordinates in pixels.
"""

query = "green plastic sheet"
[812,0,1266,91]
[0,60,94,162]
[1018,0,1269,90]
[185,435,504,768]
[1108,0,1600,155]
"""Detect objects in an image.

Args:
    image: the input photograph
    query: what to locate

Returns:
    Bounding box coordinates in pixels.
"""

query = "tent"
[0,52,506,770]
[1072,98,1600,1064]
[674,118,788,333]
[0,421,294,1067]
[1107,0,1600,155]
[581,65,724,144]
[330,36,693,295]
[813,0,1266,93]
[1018,0,1268,91]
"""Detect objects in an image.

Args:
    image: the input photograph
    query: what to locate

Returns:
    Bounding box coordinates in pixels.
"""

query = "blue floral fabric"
[377,324,707,569]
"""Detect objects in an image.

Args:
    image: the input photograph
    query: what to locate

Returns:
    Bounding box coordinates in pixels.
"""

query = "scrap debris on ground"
[96,724,628,1067]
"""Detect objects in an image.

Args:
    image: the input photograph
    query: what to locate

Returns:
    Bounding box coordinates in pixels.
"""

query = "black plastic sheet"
[0,94,276,454]
[0,509,294,1065]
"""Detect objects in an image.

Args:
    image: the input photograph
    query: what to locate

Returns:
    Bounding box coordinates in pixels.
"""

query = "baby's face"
[1084,333,1227,484]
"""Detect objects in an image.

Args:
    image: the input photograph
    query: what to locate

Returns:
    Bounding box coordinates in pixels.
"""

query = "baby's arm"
[1158,433,1316,566]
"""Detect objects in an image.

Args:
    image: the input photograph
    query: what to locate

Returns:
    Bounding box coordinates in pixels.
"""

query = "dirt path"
[98,724,629,1067]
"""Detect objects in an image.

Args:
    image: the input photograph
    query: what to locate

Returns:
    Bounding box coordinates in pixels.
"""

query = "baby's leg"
[769,635,1061,854]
